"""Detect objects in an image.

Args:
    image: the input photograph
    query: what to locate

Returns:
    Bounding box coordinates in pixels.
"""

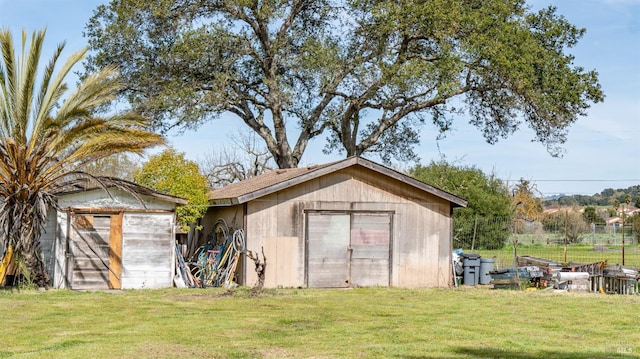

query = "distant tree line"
[410,161,640,249]
[543,185,640,208]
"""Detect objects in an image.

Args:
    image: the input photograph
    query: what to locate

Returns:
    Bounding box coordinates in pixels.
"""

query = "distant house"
[203,157,467,289]
[607,217,623,226]
[41,182,186,290]
[621,208,640,217]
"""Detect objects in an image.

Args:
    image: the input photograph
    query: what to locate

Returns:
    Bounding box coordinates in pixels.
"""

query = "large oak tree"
[85,0,603,168]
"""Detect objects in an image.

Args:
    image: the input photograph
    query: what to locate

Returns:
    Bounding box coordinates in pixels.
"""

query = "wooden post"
[563,210,568,266]
[108,212,124,289]
[471,216,478,253]
[622,203,625,266]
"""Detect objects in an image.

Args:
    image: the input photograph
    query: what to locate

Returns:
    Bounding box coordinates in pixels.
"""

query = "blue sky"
[0,0,638,196]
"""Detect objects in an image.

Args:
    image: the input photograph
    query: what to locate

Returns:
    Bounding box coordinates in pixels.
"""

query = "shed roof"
[55,177,188,205]
[209,156,467,207]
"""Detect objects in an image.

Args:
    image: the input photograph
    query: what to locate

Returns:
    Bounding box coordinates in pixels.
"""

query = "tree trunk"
[273,152,298,169]
[21,235,49,288]
[3,200,51,288]
[245,247,266,295]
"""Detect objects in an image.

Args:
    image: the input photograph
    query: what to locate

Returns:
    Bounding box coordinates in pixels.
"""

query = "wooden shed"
[204,157,467,289]
[40,183,186,290]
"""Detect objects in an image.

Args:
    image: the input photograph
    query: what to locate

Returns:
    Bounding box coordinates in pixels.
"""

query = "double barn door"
[306,212,392,288]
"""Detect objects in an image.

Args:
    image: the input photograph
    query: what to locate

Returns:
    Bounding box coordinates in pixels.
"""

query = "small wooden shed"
[40,183,186,290]
[205,157,467,288]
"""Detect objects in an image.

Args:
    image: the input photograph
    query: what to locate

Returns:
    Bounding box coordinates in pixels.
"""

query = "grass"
[0,287,639,358]
[473,244,640,270]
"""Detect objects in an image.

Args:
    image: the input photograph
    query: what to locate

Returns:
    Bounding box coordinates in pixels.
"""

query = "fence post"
[512,218,520,288]
[563,210,568,266]
[622,208,626,266]
[470,216,478,253]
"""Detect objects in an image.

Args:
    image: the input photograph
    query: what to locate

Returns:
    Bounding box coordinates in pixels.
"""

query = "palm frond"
[32,41,66,143]
[0,29,18,139]
[15,30,45,144]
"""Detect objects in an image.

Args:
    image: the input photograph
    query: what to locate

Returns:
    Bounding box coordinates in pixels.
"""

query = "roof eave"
[148,193,189,205]
[209,197,240,207]
[56,186,188,205]
[207,156,468,208]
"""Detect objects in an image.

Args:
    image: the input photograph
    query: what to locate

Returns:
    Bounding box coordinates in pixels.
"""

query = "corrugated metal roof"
[209,157,467,207]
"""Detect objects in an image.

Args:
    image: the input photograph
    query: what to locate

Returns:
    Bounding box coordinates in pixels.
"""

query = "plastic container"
[462,253,481,285]
[479,257,495,285]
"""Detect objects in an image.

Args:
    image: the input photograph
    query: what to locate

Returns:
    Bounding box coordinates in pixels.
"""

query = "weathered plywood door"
[307,212,391,288]
[307,213,351,288]
[68,214,123,290]
[350,213,391,287]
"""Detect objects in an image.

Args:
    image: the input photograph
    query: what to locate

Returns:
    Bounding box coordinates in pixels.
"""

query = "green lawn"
[0,287,638,358]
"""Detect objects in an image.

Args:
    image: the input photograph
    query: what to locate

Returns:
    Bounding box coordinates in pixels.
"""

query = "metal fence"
[453,216,640,270]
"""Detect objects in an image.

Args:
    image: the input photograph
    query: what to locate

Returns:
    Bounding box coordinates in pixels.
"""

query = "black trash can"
[462,253,481,286]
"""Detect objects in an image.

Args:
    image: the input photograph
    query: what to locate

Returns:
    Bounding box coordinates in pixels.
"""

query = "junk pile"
[486,255,639,295]
[489,266,545,290]
[174,218,246,288]
[601,265,638,295]
[452,249,495,286]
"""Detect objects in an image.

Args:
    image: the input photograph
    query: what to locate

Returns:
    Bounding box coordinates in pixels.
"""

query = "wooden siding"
[233,166,454,289]
[52,211,69,288]
[201,206,244,233]
[245,197,281,287]
[40,207,58,284]
[121,213,174,289]
[264,236,300,288]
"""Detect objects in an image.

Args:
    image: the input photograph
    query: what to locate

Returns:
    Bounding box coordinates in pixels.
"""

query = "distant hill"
[542,185,640,208]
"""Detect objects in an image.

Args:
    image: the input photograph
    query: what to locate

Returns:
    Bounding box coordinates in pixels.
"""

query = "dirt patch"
[163,289,235,301]
[134,343,219,358]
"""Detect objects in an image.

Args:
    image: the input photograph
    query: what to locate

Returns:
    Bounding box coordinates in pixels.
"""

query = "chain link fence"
[453,216,640,270]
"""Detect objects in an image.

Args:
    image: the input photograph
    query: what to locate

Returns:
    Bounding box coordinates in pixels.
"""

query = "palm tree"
[0,29,165,287]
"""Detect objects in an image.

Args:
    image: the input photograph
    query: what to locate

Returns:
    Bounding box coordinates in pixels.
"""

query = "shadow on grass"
[438,346,637,359]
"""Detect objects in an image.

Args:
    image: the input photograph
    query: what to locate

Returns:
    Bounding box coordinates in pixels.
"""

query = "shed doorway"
[306,211,392,288]
[68,213,123,290]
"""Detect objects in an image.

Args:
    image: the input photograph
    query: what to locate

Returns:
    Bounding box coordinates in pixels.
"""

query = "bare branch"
[200,130,275,188]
